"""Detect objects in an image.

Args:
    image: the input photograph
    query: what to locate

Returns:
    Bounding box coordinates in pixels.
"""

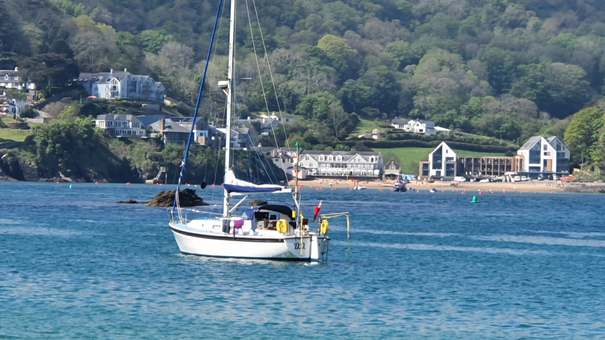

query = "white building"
[0,67,36,91]
[79,69,165,103]
[299,151,383,178]
[95,114,146,138]
[391,118,436,135]
[427,142,457,178]
[517,136,570,178]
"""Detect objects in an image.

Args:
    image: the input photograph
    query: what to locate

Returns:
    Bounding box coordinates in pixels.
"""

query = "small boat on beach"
[394,181,407,192]
[353,181,367,191]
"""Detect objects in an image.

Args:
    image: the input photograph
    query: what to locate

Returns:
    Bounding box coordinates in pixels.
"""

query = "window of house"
[529,143,541,164]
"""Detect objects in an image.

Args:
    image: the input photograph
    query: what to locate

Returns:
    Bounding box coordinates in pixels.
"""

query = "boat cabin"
[254,204,297,230]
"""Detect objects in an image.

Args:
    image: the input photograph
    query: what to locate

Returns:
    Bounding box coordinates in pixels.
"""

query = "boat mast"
[223,0,236,217]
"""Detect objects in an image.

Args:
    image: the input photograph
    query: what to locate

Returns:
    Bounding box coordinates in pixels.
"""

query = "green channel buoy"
[471,195,479,203]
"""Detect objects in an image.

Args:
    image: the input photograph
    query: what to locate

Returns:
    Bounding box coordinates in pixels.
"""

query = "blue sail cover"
[223,170,289,194]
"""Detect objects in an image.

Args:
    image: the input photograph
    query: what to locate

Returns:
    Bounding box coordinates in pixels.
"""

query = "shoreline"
[290,178,605,194]
[2,178,604,194]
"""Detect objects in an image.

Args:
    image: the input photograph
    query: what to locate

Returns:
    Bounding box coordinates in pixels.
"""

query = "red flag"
[313,200,322,222]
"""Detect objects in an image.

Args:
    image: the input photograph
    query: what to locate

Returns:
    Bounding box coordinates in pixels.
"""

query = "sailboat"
[168,0,335,261]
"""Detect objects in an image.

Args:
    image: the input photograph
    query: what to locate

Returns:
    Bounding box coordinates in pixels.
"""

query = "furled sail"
[223,170,289,194]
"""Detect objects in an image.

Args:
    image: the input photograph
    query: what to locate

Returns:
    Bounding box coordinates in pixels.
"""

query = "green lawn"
[351,118,384,136]
[0,128,32,142]
[374,147,507,175]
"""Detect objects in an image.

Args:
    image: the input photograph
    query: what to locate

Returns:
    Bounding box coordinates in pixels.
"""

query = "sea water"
[1,182,604,338]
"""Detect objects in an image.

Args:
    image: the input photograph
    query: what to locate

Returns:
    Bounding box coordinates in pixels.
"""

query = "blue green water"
[1,182,605,338]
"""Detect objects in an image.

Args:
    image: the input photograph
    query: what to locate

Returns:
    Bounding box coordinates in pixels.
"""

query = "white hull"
[170,222,329,261]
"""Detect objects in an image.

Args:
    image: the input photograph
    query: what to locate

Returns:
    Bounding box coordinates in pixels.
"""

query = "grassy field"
[374,147,507,175]
[0,128,31,142]
[351,118,384,137]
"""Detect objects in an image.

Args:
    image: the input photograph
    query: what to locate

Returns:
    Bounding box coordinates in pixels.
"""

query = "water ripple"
[0,226,85,237]
[472,235,605,248]
[337,240,555,256]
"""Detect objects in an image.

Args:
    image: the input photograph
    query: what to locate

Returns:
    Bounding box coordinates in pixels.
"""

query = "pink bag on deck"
[232,219,244,229]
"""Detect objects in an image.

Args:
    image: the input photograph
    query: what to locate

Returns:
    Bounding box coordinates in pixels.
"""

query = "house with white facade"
[95,114,147,137]
[427,142,458,178]
[298,151,383,178]
[79,69,165,103]
[517,136,570,178]
[391,118,436,135]
[391,117,407,130]
[0,67,36,91]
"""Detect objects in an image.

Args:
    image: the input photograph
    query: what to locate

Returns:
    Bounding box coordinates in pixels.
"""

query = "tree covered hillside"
[3,0,605,146]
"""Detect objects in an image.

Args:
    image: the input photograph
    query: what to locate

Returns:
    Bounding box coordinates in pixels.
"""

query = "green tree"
[513,62,592,118]
[564,105,605,164]
[385,41,422,70]
[20,53,79,96]
[138,29,173,54]
[317,34,359,80]
[480,47,517,94]
[295,92,358,139]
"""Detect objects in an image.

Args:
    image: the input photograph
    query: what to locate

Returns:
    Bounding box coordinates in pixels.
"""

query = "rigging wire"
[172,0,225,220]
[245,0,290,183]
[250,0,290,150]
[244,0,280,152]
[246,133,279,184]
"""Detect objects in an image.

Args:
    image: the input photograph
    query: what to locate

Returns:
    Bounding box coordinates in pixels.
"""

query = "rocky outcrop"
[147,189,207,207]
[0,151,25,180]
[564,182,605,193]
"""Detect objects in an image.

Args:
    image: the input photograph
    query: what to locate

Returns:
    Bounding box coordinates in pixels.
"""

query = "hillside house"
[79,69,165,103]
[150,117,209,145]
[0,67,35,91]
[391,118,436,135]
[299,151,383,178]
[95,114,146,137]
[213,126,253,150]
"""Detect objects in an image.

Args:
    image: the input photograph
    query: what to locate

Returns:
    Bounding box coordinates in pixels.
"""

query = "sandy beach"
[290,178,605,193]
